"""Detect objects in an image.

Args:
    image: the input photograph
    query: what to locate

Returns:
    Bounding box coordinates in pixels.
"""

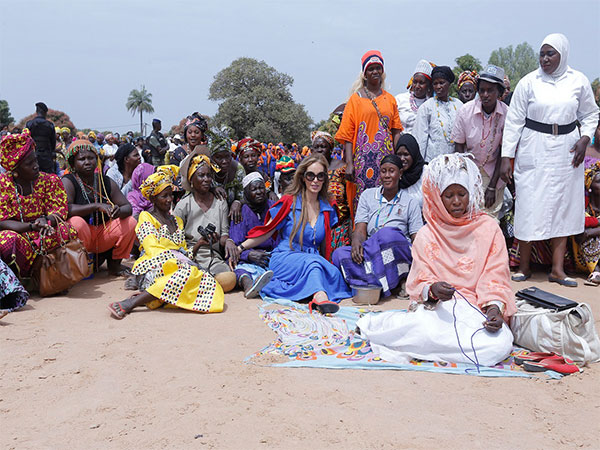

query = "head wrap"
[457,71,478,89]
[65,139,98,170]
[187,153,220,182]
[276,156,296,173]
[61,126,71,134]
[55,126,61,134]
[96,133,104,141]
[380,154,403,171]
[127,163,155,214]
[431,66,455,84]
[311,130,335,148]
[183,114,208,142]
[105,133,114,141]
[426,153,483,219]
[210,135,232,156]
[0,129,35,172]
[585,161,600,191]
[140,165,179,200]
[540,33,570,79]
[396,134,425,189]
[361,50,384,73]
[237,137,262,157]
[88,131,97,139]
[242,171,265,189]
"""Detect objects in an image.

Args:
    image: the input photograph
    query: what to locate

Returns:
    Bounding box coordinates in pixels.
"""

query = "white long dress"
[501,68,599,241]
[395,92,427,135]
[414,97,462,162]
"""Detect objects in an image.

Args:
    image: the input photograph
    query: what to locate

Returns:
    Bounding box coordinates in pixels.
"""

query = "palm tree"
[126,85,154,135]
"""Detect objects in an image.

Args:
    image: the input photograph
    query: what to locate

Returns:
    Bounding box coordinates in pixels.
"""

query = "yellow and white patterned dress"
[132,211,224,313]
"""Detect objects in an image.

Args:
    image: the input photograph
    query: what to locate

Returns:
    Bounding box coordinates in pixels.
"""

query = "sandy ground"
[1,268,600,450]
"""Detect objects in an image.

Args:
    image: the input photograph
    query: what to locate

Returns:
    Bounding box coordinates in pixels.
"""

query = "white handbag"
[510,299,600,365]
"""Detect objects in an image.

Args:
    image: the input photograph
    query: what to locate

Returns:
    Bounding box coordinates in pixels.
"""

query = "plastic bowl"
[351,285,382,305]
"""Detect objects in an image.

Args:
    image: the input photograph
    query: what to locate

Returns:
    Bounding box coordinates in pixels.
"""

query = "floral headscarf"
[140,165,180,200]
[0,129,36,172]
[236,137,262,157]
[457,71,478,89]
[311,130,335,148]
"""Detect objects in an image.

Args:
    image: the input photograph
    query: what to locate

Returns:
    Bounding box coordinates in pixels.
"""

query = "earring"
[12,172,18,178]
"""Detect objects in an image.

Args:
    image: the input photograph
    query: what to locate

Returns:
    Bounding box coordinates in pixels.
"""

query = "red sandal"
[522,357,581,375]
[308,298,340,315]
[514,352,559,365]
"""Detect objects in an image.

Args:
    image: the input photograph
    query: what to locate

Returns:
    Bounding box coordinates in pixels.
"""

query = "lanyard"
[374,189,402,230]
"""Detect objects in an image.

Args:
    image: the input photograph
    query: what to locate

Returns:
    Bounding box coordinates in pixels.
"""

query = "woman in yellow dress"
[107,165,224,319]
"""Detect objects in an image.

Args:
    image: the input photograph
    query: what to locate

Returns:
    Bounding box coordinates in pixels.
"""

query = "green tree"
[488,42,538,88]
[209,57,313,145]
[591,78,600,107]
[0,100,14,130]
[126,85,154,135]
[18,108,76,131]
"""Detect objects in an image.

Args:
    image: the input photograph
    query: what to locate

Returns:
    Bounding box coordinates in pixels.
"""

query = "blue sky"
[1,0,598,133]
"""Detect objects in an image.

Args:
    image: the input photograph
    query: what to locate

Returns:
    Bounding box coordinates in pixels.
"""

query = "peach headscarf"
[406,154,516,319]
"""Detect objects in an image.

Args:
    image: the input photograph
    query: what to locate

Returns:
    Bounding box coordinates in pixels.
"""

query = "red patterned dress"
[0,172,77,276]
[329,166,351,249]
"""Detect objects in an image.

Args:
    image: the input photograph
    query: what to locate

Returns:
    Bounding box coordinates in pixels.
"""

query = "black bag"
[515,287,578,311]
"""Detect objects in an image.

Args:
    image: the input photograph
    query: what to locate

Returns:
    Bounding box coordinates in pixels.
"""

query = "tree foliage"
[591,78,600,107]
[0,100,14,130]
[209,57,313,145]
[488,42,537,88]
[126,85,154,134]
[18,108,76,131]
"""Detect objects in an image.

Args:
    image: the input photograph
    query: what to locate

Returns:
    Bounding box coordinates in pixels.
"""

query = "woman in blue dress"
[234,154,352,313]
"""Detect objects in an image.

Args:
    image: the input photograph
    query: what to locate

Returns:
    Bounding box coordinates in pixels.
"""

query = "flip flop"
[548,276,578,287]
[514,352,559,365]
[511,272,531,282]
[522,357,581,375]
[308,298,340,315]
[244,270,274,299]
[584,272,600,287]
[107,302,127,319]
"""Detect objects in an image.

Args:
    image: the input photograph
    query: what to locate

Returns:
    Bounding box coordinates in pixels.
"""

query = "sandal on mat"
[522,357,580,375]
[514,352,560,365]
[584,272,600,287]
[308,298,340,315]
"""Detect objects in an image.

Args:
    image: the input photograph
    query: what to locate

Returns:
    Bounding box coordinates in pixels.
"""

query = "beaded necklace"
[479,113,501,167]
[435,98,457,144]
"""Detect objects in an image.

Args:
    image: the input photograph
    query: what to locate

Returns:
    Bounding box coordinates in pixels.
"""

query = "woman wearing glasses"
[233,154,352,313]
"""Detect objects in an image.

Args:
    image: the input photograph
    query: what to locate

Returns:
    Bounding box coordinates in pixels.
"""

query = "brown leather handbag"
[31,217,91,297]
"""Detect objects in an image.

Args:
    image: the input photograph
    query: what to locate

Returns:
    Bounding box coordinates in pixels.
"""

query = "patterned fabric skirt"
[332,227,412,297]
[0,223,77,277]
[331,219,351,251]
[572,235,600,273]
[132,249,224,313]
[508,240,553,267]
[0,258,29,312]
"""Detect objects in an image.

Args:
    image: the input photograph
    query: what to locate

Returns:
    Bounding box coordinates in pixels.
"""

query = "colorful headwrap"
[96,133,105,141]
[361,50,384,73]
[65,139,99,170]
[140,165,179,200]
[188,154,220,181]
[0,128,36,172]
[458,71,478,89]
[60,127,71,134]
[275,156,296,173]
[210,135,232,156]
[311,130,335,148]
[236,137,262,156]
[585,161,600,191]
[55,126,61,134]
[105,133,114,140]
[242,172,265,189]
[88,131,97,139]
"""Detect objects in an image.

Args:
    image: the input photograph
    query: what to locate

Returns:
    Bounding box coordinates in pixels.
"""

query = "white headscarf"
[540,33,570,79]
[242,171,264,189]
[425,153,483,217]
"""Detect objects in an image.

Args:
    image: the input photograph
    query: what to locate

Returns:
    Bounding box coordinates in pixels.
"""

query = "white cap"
[414,59,433,78]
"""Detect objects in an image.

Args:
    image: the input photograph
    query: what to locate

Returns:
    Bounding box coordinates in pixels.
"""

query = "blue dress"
[261,196,352,302]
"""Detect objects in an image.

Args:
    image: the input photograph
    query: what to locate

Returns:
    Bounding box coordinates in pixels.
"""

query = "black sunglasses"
[304,171,326,182]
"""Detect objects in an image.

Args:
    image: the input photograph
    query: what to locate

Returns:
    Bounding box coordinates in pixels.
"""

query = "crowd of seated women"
[1,33,599,368]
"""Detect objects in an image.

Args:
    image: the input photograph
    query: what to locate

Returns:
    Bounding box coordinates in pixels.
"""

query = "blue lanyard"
[374,189,401,230]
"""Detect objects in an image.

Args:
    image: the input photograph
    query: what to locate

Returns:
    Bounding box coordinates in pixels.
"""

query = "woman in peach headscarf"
[357,153,516,366]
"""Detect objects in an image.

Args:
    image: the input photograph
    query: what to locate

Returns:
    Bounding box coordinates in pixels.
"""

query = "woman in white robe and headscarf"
[500,33,600,287]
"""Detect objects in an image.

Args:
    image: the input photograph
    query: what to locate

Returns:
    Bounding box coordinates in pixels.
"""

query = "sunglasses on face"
[304,171,326,182]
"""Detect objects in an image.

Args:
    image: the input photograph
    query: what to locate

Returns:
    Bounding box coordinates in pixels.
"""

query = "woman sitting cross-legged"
[107,166,224,319]
[175,152,237,292]
[233,154,353,313]
[357,153,516,366]
[228,172,276,298]
[62,140,137,276]
[332,154,423,297]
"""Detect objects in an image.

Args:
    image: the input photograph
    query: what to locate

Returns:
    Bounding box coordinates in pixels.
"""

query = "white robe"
[414,97,462,162]
[501,68,599,241]
[395,92,427,135]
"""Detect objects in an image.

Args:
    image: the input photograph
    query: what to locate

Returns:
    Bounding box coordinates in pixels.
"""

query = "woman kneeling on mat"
[332,154,423,297]
[108,166,224,318]
[357,153,516,366]
[233,154,352,313]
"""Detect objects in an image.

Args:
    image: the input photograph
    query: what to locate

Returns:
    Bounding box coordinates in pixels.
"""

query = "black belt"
[524,118,577,136]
